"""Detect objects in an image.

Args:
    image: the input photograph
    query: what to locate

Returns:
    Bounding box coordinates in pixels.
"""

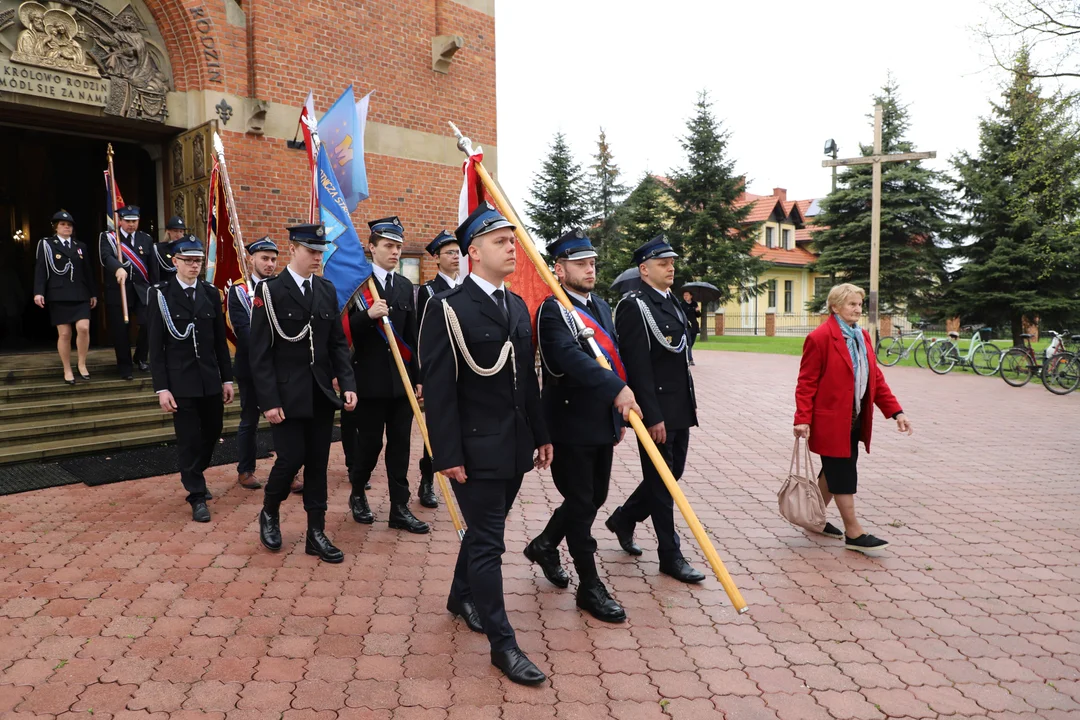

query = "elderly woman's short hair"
[827,283,865,313]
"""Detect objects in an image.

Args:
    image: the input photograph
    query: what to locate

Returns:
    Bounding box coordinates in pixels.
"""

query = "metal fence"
[710,313,931,338]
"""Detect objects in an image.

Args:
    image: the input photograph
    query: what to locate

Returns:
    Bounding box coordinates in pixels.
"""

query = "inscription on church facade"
[0,56,109,106]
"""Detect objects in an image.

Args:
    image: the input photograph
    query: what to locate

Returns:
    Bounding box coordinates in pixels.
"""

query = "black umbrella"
[610,267,641,296]
[680,281,722,304]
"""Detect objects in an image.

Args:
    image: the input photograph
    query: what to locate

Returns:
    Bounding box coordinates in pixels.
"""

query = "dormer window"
[765,226,775,248]
[782,228,792,250]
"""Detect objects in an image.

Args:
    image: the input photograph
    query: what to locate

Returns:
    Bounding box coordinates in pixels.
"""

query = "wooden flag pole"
[364,278,466,540]
[212,132,249,286]
[106,144,129,324]
[448,122,748,613]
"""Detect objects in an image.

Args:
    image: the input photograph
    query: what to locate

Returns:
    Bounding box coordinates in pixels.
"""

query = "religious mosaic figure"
[192,133,205,179]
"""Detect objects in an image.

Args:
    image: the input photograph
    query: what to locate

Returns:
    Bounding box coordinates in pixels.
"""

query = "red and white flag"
[300,91,319,222]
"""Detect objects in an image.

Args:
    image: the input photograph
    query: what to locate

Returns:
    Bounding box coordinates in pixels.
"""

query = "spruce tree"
[666,91,764,302]
[947,50,1080,343]
[595,173,668,302]
[809,79,953,315]
[524,132,589,244]
[588,128,628,230]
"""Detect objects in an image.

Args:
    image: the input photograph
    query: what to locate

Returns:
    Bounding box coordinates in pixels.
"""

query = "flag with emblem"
[318,85,371,212]
[103,170,125,231]
[315,137,373,313]
[205,157,243,346]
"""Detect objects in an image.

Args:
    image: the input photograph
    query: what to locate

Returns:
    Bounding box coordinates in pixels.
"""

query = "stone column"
[714,308,724,336]
[765,308,776,337]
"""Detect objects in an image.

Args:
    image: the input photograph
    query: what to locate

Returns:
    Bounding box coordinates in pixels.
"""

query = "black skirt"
[48,300,91,326]
[819,418,862,495]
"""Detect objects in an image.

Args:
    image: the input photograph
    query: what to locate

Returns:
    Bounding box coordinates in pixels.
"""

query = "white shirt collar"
[287,265,312,292]
[565,288,591,306]
[645,283,670,299]
[176,276,197,291]
[468,273,504,298]
[372,264,393,285]
[247,272,264,292]
[437,271,458,287]
[56,235,72,244]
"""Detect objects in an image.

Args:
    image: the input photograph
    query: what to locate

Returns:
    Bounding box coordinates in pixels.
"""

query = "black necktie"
[385,273,393,292]
[185,286,195,303]
[302,279,311,296]
[586,297,596,316]
[492,288,508,321]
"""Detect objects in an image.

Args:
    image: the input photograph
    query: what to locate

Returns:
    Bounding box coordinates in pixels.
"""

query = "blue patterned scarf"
[835,314,869,417]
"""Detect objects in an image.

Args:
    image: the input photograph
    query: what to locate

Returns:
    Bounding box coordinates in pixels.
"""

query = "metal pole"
[869,104,883,347]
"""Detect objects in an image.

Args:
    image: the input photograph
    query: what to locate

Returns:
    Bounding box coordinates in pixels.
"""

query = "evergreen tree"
[947,49,1080,343]
[809,79,953,315]
[595,173,668,302]
[588,128,628,230]
[666,91,764,302]
[524,132,589,243]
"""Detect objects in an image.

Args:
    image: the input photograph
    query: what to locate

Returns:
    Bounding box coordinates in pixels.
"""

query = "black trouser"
[539,442,613,581]
[619,427,690,559]
[173,395,224,505]
[419,447,433,487]
[688,331,698,362]
[451,475,523,653]
[263,393,335,527]
[340,396,412,505]
[106,297,147,374]
[235,378,260,475]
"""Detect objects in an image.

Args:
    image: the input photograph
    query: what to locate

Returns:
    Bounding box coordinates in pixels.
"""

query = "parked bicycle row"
[875,323,1080,395]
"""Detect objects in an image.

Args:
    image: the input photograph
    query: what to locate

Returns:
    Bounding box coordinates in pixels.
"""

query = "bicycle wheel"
[1044,352,1080,395]
[876,336,903,366]
[972,343,1003,376]
[928,341,958,374]
[913,340,930,368]
[999,347,1034,387]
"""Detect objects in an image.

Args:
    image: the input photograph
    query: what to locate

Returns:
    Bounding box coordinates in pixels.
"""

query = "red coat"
[794,315,903,458]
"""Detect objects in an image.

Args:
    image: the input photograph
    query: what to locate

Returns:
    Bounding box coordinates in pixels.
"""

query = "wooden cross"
[822,104,936,344]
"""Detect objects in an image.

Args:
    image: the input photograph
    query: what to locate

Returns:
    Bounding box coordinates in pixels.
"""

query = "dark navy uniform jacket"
[34,235,97,303]
[147,276,233,398]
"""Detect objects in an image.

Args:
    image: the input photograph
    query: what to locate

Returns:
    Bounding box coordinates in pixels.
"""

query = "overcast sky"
[493,0,1010,214]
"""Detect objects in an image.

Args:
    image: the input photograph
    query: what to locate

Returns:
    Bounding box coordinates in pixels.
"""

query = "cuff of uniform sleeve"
[156,389,168,394]
[223,382,233,386]
[891,410,904,419]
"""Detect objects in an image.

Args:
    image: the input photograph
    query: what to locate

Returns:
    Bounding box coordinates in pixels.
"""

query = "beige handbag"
[778,438,827,533]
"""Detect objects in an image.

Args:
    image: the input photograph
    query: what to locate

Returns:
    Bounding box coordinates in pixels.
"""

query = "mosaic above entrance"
[0,0,173,122]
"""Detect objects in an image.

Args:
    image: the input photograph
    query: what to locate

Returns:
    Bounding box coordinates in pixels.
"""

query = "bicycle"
[998,330,1075,389]
[1041,333,1080,395]
[875,321,938,368]
[927,325,1003,376]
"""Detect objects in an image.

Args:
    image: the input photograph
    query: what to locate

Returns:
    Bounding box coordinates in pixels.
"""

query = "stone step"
[0,348,115,373]
[0,375,157,402]
[0,414,253,465]
[0,391,158,421]
[0,362,118,386]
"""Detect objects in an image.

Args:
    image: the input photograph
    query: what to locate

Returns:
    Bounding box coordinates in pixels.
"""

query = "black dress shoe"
[523,537,570,588]
[418,477,438,508]
[121,373,134,381]
[576,578,626,623]
[305,529,344,563]
[259,509,282,551]
[63,377,76,385]
[191,502,211,523]
[78,372,91,381]
[605,509,642,556]
[388,504,429,534]
[349,492,374,524]
[659,556,706,584]
[137,361,150,372]
[364,481,371,491]
[446,594,484,633]
[491,647,546,686]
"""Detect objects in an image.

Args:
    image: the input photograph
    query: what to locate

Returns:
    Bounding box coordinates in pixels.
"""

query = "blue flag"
[317,142,372,312]
[318,85,370,212]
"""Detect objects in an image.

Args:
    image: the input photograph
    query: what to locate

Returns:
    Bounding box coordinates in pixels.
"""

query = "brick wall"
[146,0,495,280]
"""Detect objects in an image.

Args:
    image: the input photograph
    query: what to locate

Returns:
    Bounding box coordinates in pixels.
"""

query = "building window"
[765,226,774,248]
[399,256,421,285]
[784,280,793,313]
[782,228,792,250]
[767,279,776,308]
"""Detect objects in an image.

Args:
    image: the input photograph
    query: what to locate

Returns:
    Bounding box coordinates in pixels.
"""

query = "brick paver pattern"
[1,350,1079,719]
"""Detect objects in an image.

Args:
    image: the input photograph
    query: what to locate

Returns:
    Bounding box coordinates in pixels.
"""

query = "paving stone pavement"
[1,348,1079,719]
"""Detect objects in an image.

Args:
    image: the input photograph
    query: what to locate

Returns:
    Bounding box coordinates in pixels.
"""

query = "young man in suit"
[606,235,706,584]
[33,210,98,384]
[227,236,279,491]
[100,206,158,380]
[525,229,640,623]
[248,224,357,563]
[413,230,460,509]
[155,215,185,278]
[147,235,234,522]
[419,202,553,686]
[340,217,428,533]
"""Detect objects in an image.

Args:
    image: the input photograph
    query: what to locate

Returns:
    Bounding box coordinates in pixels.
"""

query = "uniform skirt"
[48,300,91,326]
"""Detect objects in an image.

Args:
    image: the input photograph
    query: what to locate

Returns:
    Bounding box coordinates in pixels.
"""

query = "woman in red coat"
[793,284,913,553]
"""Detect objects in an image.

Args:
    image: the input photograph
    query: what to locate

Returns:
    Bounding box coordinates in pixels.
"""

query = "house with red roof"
[718,187,826,333]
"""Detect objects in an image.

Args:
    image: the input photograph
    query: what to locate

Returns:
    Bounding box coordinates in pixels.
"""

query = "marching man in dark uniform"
[147,235,234,523]
[413,229,460,509]
[155,215,186,278]
[100,205,158,380]
[33,210,98,384]
[340,217,428,533]
[605,235,706,584]
[226,236,279,492]
[420,202,552,686]
[248,224,357,563]
[524,229,640,623]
